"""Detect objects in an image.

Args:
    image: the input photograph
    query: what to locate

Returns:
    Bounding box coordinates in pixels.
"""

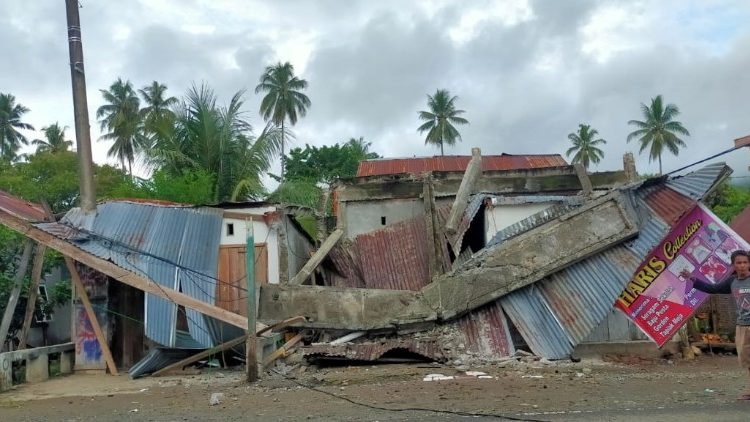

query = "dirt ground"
[1,353,749,421]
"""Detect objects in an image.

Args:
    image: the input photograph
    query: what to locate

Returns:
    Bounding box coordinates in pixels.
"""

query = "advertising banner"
[616,203,750,346]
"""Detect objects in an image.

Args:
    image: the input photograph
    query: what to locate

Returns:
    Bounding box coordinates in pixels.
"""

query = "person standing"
[682,250,750,400]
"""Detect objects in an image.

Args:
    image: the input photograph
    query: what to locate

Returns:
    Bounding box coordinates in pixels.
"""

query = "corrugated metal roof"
[486,203,579,248]
[303,338,445,363]
[495,163,730,358]
[666,162,730,200]
[356,154,568,177]
[36,201,224,348]
[731,205,750,243]
[354,217,431,290]
[0,190,46,222]
[453,301,515,358]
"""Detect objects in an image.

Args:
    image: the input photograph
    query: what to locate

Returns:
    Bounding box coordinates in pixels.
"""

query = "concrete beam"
[445,148,482,234]
[422,190,641,320]
[574,163,593,196]
[258,284,437,330]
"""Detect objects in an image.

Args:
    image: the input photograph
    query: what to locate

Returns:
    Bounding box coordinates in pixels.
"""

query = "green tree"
[284,138,381,185]
[148,84,282,202]
[706,181,750,223]
[627,95,690,175]
[96,78,146,175]
[417,89,469,156]
[138,81,177,141]
[255,62,311,179]
[0,93,34,161]
[565,124,606,170]
[31,123,73,154]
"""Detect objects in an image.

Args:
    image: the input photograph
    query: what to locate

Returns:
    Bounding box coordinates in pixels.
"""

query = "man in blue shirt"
[682,250,750,400]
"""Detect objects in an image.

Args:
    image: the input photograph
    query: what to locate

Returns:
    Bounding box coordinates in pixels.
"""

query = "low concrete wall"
[0,342,74,392]
[573,340,680,359]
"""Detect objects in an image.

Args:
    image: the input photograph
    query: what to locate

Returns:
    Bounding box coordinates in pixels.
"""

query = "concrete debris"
[209,392,225,406]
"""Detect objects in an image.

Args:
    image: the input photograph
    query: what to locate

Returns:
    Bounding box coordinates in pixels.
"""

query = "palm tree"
[255,62,311,180]
[32,123,73,153]
[0,93,34,161]
[347,137,380,160]
[96,78,145,175]
[149,84,282,202]
[417,89,469,156]
[566,124,606,170]
[627,95,690,175]
[139,81,178,139]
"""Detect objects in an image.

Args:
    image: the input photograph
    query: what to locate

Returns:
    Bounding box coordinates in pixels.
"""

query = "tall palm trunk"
[658,154,662,176]
[440,140,444,156]
[281,120,285,181]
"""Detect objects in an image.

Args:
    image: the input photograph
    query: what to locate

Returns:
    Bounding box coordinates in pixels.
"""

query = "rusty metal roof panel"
[353,217,431,290]
[302,338,445,363]
[356,154,568,177]
[731,205,750,244]
[641,186,696,225]
[666,162,731,200]
[0,190,47,222]
[454,301,515,358]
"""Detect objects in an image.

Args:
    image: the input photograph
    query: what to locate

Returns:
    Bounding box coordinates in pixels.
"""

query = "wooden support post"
[422,174,439,279]
[0,240,34,351]
[288,229,344,285]
[574,163,593,196]
[445,148,482,234]
[18,244,47,349]
[152,316,306,377]
[65,257,118,375]
[262,332,304,368]
[246,219,258,382]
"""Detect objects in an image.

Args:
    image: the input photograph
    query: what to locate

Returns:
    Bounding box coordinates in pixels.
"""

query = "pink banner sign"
[616,203,750,346]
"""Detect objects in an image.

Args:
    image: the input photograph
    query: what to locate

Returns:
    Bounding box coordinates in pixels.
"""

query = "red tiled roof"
[0,190,47,222]
[356,154,568,177]
[730,205,750,243]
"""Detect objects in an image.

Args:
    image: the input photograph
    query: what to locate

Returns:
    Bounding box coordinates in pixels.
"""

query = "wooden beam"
[0,209,250,330]
[288,229,344,285]
[0,240,34,350]
[151,316,306,377]
[18,244,46,349]
[445,148,482,234]
[65,257,118,375]
[262,332,304,368]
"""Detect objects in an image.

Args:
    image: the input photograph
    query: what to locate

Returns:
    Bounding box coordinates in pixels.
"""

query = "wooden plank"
[0,240,34,350]
[18,244,46,349]
[262,332,304,368]
[65,256,118,375]
[0,208,250,330]
[151,316,306,377]
[288,229,344,285]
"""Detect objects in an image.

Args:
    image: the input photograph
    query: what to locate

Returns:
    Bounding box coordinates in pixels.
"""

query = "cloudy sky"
[3,0,750,181]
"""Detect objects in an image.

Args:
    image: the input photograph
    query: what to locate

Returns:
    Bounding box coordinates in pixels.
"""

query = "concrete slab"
[25,354,49,383]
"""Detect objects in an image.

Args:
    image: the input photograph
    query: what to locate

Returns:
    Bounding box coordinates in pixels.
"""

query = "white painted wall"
[220,206,280,284]
[484,203,554,243]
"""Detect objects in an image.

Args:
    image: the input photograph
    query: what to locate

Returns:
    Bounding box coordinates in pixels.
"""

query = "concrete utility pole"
[65,0,96,213]
[245,219,258,382]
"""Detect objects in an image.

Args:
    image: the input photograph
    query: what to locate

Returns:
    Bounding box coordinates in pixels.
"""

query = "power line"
[666,144,744,176]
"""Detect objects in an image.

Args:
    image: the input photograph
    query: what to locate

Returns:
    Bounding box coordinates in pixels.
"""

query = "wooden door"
[217,244,268,316]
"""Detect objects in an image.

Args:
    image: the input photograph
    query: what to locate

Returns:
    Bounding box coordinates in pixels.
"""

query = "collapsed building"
[0,150,733,382]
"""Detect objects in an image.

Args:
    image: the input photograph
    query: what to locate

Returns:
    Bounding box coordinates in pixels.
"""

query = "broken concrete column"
[445,148,482,234]
[60,351,73,374]
[0,353,11,391]
[25,354,49,383]
[574,163,593,196]
[623,153,638,183]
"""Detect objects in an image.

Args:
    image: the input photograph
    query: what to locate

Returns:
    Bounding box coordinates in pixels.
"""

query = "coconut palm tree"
[566,124,606,170]
[627,95,690,175]
[32,123,73,153]
[139,81,178,139]
[255,62,311,180]
[417,89,469,156]
[96,78,145,175]
[149,84,282,202]
[0,93,34,161]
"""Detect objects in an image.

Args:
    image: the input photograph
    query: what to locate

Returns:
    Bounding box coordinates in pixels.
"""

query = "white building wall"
[220,206,280,284]
[484,203,554,242]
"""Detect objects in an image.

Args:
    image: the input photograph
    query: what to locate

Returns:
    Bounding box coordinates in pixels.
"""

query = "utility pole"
[65,0,96,213]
